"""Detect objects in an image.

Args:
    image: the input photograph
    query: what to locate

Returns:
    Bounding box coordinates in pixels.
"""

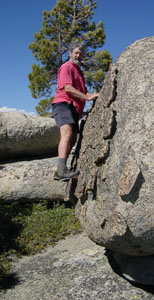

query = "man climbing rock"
[52,41,99,181]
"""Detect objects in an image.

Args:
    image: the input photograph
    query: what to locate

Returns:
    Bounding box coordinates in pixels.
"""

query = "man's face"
[69,47,82,65]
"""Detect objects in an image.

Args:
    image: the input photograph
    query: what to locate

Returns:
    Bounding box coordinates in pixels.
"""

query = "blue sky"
[0,0,154,115]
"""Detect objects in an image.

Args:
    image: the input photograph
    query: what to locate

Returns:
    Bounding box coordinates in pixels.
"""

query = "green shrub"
[0,201,81,281]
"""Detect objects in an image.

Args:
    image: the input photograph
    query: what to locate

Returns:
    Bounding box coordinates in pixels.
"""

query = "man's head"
[69,41,84,65]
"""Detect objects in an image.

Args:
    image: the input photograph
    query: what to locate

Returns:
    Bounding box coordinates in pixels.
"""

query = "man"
[52,41,99,181]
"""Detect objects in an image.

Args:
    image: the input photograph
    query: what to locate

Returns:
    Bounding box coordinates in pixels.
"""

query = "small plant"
[0,201,81,281]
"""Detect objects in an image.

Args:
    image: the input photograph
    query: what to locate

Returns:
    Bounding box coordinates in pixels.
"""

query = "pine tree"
[28,0,112,114]
[35,98,54,116]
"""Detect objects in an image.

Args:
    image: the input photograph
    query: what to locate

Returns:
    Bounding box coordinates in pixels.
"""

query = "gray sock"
[58,158,67,173]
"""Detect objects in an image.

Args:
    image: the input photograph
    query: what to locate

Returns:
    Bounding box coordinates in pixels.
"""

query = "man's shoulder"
[60,61,71,71]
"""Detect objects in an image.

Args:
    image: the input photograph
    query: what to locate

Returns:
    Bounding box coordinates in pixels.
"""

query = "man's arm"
[64,85,100,101]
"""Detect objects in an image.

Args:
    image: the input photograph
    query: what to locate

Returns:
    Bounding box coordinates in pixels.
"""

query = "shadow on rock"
[0,203,33,289]
[105,249,154,295]
[0,273,20,291]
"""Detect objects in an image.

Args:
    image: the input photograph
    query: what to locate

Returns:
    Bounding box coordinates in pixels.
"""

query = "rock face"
[1,233,153,299]
[0,112,60,160]
[0,157,67,203]
[66,37,154,257]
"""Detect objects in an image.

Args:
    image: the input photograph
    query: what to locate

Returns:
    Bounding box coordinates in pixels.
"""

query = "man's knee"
[60,124,73,141]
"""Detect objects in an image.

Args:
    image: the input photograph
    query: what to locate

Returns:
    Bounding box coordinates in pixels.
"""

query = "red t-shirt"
[52,60,86,117]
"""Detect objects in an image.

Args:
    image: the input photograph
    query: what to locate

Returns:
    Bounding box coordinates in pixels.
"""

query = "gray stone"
[66,37,154,257]
[0,233,154,299]
[0,157,66,203]
[0,112,60,160]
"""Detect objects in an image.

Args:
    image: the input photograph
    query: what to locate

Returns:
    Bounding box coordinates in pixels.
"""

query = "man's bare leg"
[58,124,74,159]
[54,124,79,180]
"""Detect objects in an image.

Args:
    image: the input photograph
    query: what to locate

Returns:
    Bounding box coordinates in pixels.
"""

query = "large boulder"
[66,37,154,258]
[0,112,60,161]
[0,157,67,203]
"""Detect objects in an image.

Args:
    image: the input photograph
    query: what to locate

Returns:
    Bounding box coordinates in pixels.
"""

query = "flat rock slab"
[0,157,66,203]
[0,233,154,300]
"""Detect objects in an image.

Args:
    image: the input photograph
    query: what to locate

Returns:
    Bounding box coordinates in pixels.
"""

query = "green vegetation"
[0,201,81,281]
[28,0,112,115]
[35,97,54,116]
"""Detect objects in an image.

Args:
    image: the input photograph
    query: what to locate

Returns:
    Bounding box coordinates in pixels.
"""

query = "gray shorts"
[52,102,79,133]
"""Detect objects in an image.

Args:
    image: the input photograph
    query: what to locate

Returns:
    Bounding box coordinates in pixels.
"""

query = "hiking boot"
[54,168,80,181]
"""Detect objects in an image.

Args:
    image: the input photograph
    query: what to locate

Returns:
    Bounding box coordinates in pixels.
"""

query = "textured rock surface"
[0,112,60,160]
[1,233,154,300]
[66,37,154,257]
[0,157,66,203]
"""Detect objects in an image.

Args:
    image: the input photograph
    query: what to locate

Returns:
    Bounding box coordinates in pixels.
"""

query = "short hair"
[69,41,84,53]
